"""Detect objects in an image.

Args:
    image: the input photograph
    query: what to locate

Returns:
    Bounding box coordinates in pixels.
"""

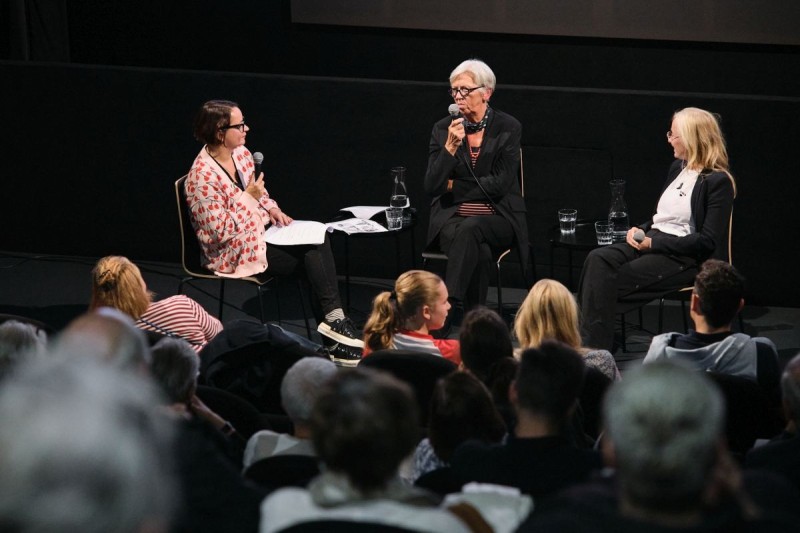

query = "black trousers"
[260,233,341,321]
[437,214,514,308]
[577,235,698,351]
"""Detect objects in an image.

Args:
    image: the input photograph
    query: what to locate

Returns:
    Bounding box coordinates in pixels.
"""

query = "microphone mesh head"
[253,152,264,165]
[448,104,460,117]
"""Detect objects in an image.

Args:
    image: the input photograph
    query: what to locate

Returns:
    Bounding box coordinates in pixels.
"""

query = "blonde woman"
[515,279,621,381]
[90,256,222,352]
[579,107,736,351]
[362,270,460,364]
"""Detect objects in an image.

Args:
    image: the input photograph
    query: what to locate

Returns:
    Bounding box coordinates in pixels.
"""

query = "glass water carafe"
[608,179,630,242]
[390,166,409,208]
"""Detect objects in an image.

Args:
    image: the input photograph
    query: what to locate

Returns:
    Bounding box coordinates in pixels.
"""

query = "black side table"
[549,220,604,290]
[329,209,418,313]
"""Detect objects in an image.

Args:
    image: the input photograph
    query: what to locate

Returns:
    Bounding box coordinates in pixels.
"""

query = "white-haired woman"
[424,59,528,319]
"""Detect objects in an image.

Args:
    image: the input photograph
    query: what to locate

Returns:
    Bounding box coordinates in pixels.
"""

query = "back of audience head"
[310,367,418,494]
[459,306,513,380]
[89,255,153,320]
[513,341,585,430]
[150,337,199,405]
[281,356,337,426]
[603,361,725,513]
[0,354,175,533]
[0,320,47,380]
[363,270,445,351]
[781,352,800,427]
[693,259,745,328]
[54,308,151,373]
[428,371,506,462]
[514,279,584,351]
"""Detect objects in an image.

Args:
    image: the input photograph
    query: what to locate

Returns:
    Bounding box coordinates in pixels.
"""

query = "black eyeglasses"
[448,86,484,98]
[220,121,247,132]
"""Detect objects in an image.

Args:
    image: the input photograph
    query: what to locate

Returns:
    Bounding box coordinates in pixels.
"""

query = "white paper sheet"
[339,205,388,220]
[264,220,333,245]
[326,218,389,235]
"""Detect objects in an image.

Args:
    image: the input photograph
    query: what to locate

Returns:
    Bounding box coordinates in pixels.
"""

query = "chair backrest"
[358,349,457,427]
[244,454,321,490]
[174,175,209,276]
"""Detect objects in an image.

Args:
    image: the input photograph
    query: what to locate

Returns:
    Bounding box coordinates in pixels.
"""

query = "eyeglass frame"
[448,85,485,98]
[220,121,247,132]
[666,130,681,140]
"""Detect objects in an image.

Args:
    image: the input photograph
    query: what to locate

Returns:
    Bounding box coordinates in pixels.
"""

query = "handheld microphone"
[253,152,264,182]
[448,103,460,117]
[633,229,645,243]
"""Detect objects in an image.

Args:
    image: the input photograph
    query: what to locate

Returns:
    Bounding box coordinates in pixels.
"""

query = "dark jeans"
[260,233,341,321]
[437,214,514,308]
[577,236,698,351]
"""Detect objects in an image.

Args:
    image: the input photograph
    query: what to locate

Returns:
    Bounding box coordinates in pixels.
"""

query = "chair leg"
[296,280,312,338]
[620,312,628,353]
[218,280,225,320]
[495,262,503,317]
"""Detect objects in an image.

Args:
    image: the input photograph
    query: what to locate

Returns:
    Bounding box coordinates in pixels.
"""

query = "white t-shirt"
[651,167,699,237]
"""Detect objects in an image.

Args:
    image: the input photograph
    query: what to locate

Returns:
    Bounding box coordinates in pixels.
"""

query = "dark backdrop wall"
[2,1,799,306]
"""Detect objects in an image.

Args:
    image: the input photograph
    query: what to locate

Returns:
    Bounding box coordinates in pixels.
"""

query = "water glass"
[595,221,613,245]
[385,207,403,230]
[558,209,577,233]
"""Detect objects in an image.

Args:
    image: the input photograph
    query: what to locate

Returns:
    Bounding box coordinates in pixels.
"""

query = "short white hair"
[781,352,800,423]
[0,355,175,532]
[449,58,496,92]
[281,356,337,423]
[604,361,724,511]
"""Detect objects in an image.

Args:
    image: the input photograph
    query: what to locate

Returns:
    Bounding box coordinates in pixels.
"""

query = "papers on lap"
[264,220,333,245]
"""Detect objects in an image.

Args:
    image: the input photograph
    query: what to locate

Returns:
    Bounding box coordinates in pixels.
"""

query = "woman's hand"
[445,117,465,155]
[626,226,653,251]
[268,207,293,227]
[246,172,266,201]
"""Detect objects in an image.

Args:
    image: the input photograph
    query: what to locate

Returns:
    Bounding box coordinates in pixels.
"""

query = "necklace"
[206,146,241,188]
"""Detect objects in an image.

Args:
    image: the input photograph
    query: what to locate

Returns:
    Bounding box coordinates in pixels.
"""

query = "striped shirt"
[363,330,461,365]
[456,141,495,217]
[136,295,223,352]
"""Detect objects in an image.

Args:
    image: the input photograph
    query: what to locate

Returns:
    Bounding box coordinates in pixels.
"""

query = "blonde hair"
[514,279,582,351]
[363,270,444,352]
[673,107,737,196]
[90,256,152,319]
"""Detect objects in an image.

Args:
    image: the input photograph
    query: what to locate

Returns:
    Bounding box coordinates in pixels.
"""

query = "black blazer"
[641,159,735,263]
[423,108,529,271]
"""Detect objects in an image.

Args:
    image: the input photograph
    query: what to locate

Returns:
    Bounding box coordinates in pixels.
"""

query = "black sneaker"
[317,317,364,348]
[327,342,362,368]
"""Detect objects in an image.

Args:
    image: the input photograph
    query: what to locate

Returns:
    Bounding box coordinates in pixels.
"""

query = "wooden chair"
[175,175,310,336]
[422,148,534,316]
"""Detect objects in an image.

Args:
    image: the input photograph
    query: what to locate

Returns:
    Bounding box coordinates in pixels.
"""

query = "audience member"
[244,356,337,468]
[520,361,800,532]
[450,341,602,498]
[90,255,222,351]
[0,319,47,380]
[644,259,780,400]
[149,336,266,533]
[745,352,800,491]
[0,354,175,533]
[412,371,506,484]
[515,279,621,382]
[55,307,151,373]
[363,270,460,364]
[458,306,518,426]
[261,367,481,532]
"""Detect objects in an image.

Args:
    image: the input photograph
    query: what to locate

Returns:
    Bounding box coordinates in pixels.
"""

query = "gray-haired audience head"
[310,367,419,494]
[281,356,337,425]
[603,361,725,513]
[54,308,151,373]
[0,354,175,532]
[781,352,800,424]
[150,337,199,405]
[0,320,47,380]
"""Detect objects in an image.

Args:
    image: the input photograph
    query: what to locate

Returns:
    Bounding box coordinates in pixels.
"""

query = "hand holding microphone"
[629,227,651,250]
[446,104,465,155]
[246,152,266,201]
